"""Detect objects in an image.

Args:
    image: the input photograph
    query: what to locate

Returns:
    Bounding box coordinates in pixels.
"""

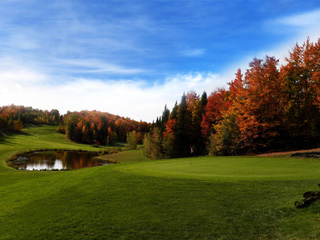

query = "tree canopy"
[144,38,320,158]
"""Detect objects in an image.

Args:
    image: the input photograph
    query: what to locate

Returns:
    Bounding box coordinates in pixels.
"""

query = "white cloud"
[0,62,224,122]
[0,57,47,84]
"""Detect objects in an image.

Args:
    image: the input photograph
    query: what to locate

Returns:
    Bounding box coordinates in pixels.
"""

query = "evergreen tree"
[162,105,170,123]
[200,91,208,112]
[170,102,178,120]
[176,93,190,157]
[160,105,170,132]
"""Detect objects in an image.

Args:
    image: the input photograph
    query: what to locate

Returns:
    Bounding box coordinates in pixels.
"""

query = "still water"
[13,151,108,170]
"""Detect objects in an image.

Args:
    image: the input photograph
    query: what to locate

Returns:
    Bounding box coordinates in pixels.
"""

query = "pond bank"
[7,149,120,170]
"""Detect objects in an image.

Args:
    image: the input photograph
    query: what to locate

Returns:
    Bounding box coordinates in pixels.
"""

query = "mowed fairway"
[1,126,320,239]
[117,155,320,181]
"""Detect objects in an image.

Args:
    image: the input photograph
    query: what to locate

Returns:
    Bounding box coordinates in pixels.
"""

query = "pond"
[11,151,110,170]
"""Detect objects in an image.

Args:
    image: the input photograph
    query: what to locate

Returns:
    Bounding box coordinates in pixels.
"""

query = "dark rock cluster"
[295,185,320,208]
[291,152,320,158]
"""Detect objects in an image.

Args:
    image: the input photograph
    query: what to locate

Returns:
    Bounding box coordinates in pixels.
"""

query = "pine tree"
[170,102,178,120]
[200,91,208,112]
[176,93,190,157]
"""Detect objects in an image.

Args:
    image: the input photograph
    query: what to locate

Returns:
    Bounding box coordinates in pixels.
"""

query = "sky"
[0,0,320,122]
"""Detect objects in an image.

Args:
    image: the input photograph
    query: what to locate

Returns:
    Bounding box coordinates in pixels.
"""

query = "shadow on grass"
[23,124,43,129]
[0,130,31,145]
[113,142,126,147]
[0,136,13,145]
[7,130,32,137]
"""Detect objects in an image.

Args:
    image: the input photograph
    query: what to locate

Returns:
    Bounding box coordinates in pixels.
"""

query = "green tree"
[127,130,138,150]
[209,112,240,156]
[162,132,176,158]
[143,128,163,159]
[7,117,13,130]
[160,105,170,132]
[0,117,7,129]
[170,101,178,120]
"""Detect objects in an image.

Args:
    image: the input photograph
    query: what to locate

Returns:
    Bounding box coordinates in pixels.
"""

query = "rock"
[291,152,320,158]
[295,200,305,208]
[303,191,320,198]
[303,191,315,198]
[295,185,320,209]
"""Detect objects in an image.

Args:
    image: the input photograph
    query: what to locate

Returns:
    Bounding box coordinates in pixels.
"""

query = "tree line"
[2,38,319,155]
[143,38,320,158]
[57,111,151,146]
[0,105,150,147]
[0,105,60,131]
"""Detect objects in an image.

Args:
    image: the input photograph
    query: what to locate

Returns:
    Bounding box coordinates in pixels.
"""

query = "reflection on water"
[14,151,107,170]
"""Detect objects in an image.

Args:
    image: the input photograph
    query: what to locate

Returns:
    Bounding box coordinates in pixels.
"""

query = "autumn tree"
[13,118,23,131]
[281,38,320,148]
[201,89,230,139]
[0,105,61,131]
[235,56,283,152]
[145,37,320,157]
[162,118,177,158]
[209,70,244,155]
[60,111,150,145]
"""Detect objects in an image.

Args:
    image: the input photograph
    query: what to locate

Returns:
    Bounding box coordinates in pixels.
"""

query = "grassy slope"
[1,126,320,239]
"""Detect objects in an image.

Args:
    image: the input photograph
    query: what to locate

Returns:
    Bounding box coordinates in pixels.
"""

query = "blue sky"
[0,0,320,122]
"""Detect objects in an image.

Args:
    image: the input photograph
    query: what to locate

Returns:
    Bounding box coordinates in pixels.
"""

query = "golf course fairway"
[1,125,320,239]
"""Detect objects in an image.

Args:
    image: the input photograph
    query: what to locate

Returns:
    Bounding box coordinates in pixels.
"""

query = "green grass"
[117,155,320,181]
[1,125,320,239]
[100,150,150,163]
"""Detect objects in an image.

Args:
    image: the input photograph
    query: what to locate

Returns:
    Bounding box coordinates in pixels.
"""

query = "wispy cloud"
[265,8,320,41]
[61,59,145,74]
[274,9,320,27]
[181,48,206,57]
